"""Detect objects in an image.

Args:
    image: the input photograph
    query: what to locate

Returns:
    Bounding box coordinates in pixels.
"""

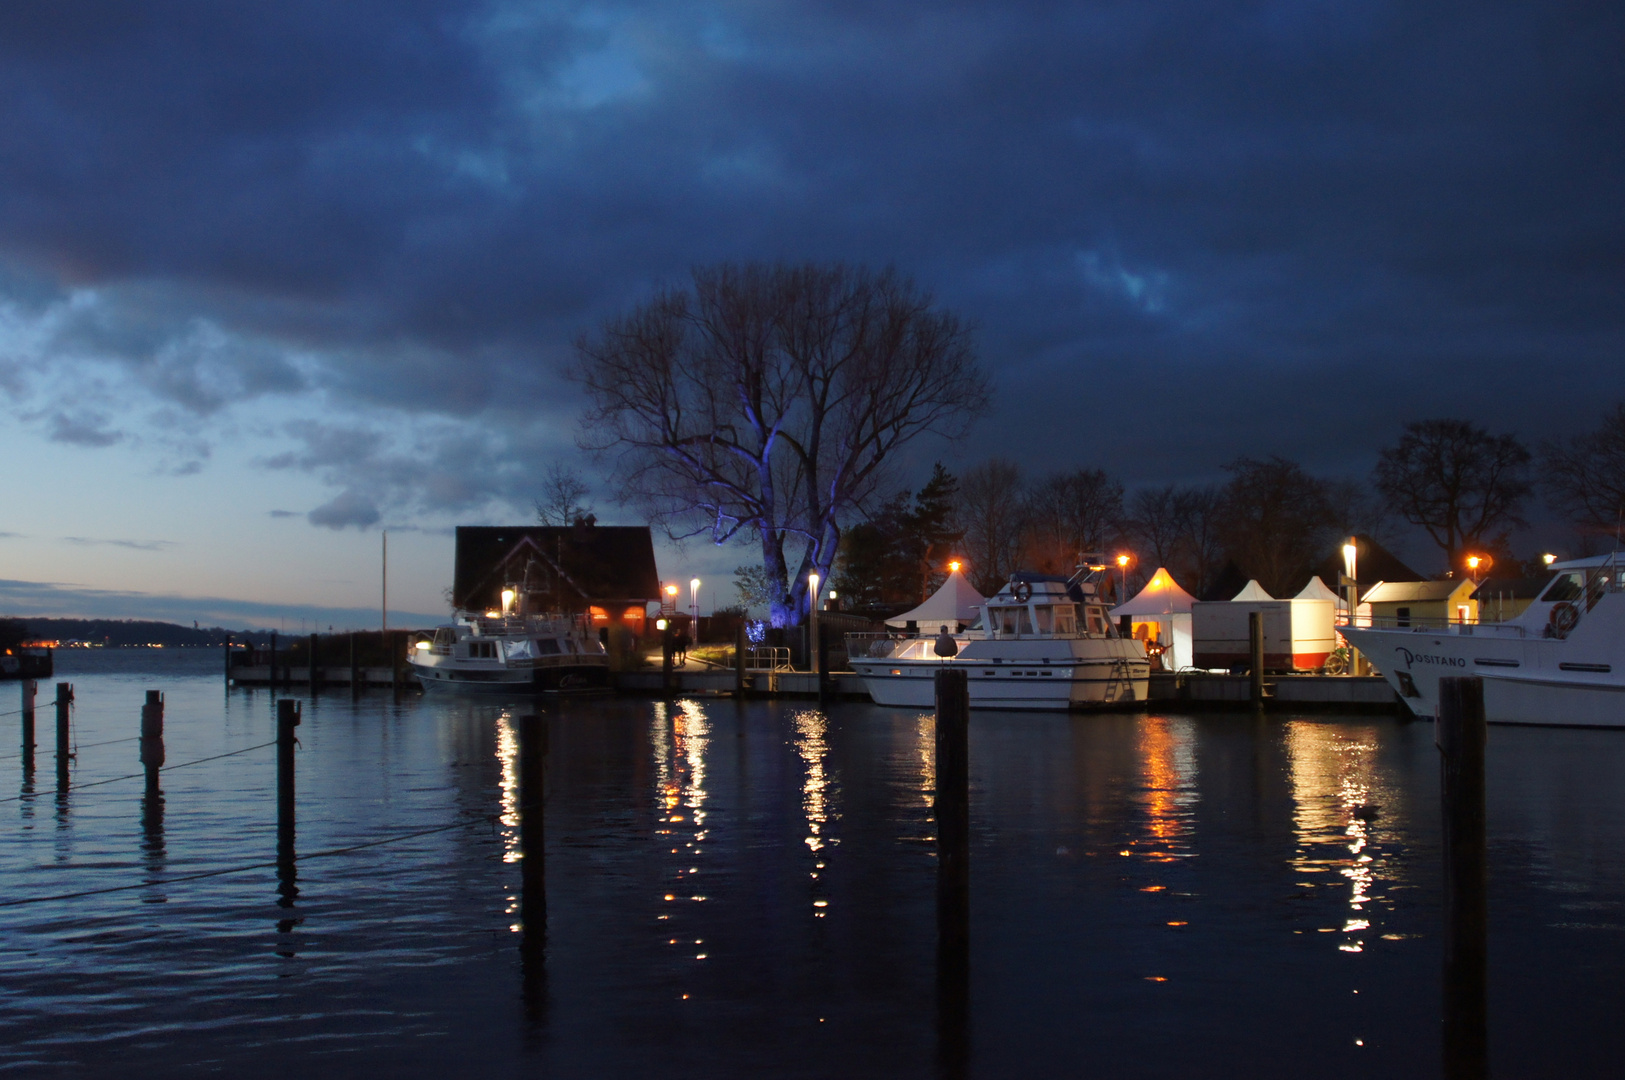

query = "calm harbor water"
[2,649,1623,1078]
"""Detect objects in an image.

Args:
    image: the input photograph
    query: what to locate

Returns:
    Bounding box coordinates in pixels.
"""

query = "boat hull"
[409,659,610,694]
[850,657,1148,711]
[1341,625,1625,728]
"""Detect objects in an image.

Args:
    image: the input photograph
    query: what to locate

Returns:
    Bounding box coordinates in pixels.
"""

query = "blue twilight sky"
[0,0,1620,627]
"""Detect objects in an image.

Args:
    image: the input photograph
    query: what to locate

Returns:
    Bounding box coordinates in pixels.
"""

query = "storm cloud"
[0,0,1618,518]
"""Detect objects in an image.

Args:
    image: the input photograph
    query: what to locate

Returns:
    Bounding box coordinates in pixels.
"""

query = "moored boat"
[848,567,1150,710]
[1340,552,1625,727]
[408,583,610,694]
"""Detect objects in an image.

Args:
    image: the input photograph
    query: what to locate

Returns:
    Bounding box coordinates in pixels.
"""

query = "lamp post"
[1115,554,1130,605]
[689,577,701,642]
[808,572,821,675]
[1342,540,1360,676]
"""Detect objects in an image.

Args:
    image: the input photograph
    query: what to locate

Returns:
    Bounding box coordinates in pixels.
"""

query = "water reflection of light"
[653,700,713,959]
[495,712,521,864]
[1129,717,1199,866]
[915,711,935,812]
[1285,723,1390,954]
[793,709,839,916]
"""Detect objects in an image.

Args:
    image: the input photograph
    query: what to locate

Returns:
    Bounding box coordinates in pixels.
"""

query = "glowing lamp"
[1543,553,1557,566]
[948,560,962,573]
[827,590,837,599]
[1466,555,1481,571]
[500,588,516,613]
[1115,554,1129,568]
[665,584,679,597]
[1342,543,1358,579]
[414,640,431,651]
[656,618,668,631]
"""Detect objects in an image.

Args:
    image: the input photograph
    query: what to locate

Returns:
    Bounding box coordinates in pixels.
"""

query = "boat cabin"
[976,576,1118,639]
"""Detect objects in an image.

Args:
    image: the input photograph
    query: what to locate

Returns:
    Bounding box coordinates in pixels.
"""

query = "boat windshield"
[1542,573,1584,603]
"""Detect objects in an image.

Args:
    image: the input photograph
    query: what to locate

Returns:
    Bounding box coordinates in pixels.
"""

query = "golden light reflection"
[915,711,936,811]
[1286,722,1392,955]
[794,709,839,916]
[652,700,714,967]
[1124,717,1199,867]
[495,712,522,864]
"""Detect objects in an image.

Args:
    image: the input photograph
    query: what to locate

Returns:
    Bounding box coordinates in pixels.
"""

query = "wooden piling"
[1438,676,1488,1080]
[20,679,35,772]
[139,690,165,788]
[55,682,72,787]
[277,699,301,838]
[308,632,320,693]
[1248,611,1265,706]
[661,623,674,694]
[934,668,971,1076]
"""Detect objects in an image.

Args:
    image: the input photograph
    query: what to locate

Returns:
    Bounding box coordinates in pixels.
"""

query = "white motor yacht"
[408,584,610,694]
[1340,552,1625,727]
[849,569,1149,710]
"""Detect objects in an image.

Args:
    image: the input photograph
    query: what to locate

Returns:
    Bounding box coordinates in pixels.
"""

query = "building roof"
[1363,578,1475,605]
[453,525,662,611]
[1304,534,1424,593]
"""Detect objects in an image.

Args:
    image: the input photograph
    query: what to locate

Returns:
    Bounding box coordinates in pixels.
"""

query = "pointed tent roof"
[885,569,987,629]
[1294,576,1341,603]
[1114,567,1196,616]
[1230,579,1274,601]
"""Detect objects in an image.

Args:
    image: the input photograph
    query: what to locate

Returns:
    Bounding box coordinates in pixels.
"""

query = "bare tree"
[575,262,989,627]
[1218,457,1336,596]
[1373,419,1532,571]
[1172,485,1226,597]
[534,462,595,526]
[957,458,1027,595]
[1544,403,1625,545]
[1126,485,1184,569]
[1022,468,1125,575]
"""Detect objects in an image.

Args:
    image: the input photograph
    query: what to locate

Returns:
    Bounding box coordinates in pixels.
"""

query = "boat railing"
[1340,614,1527,637]
[845,632,908,660]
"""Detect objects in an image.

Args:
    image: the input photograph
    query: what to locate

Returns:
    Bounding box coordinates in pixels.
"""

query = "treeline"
[820,409,1625,611]
[3,618,277,648]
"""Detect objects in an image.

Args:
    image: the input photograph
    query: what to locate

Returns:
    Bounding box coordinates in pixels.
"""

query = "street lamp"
[948,559,962,574]
[689,577,701,633]
[1341,538,1360,674]
[808,572,821,675]
[1115,553,1130,604]
[1543,553,1557,567]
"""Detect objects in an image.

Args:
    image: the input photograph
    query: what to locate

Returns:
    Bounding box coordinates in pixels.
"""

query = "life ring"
[1549,601,1580,639]
[1012,580,1033,602]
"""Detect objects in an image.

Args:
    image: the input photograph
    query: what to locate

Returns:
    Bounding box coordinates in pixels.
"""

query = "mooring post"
[277,699,301,840]
[1438,676,1488,1080]
[140,690,165,789]
[308,632,320,694]
[734,621,747,698]
[661,623,675,694]
[55,682,73,787]
[20,679,36,773]
[934,667,971,1076]
[1248,611,1265,706]
[517,712,548,1020]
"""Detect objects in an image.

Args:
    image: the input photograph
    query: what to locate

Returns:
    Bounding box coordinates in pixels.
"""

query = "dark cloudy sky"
[0,0,1619,623]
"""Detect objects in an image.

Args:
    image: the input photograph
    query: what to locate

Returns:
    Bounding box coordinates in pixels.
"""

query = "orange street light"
[948,559,962,573]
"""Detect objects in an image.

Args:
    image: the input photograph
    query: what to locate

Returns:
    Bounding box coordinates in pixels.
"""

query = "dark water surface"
[2,650,1622,1077]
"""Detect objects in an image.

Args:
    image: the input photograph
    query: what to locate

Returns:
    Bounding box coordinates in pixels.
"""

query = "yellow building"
[1362,578,1479,626]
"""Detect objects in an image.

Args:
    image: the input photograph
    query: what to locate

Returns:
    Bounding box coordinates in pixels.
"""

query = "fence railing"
[744,647,794,673]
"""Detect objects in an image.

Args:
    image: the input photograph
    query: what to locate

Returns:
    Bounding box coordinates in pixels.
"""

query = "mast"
[382,530,388,634]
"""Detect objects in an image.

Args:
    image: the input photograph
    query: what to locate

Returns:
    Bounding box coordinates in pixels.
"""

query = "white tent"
[885,568,987,631]
[1113,567,1196,671]
[1295,575,1343,611]
[1231,579,1274,601]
